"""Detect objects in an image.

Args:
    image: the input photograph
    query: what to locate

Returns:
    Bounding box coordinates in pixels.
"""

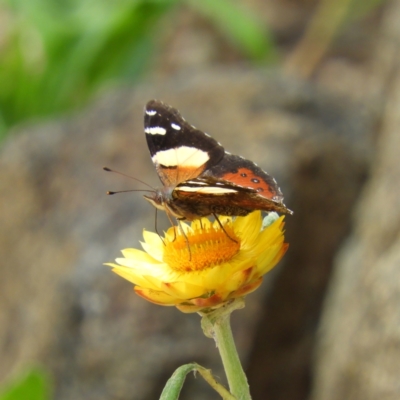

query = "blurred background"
[1,0,400,399]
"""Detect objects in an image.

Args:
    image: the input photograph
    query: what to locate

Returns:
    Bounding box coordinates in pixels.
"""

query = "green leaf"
[159,363,235,400]
[0,0,179,138]
[160,363,197,400]
[0,368,51,400]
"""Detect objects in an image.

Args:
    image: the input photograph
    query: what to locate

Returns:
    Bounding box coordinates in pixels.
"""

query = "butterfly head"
[143,185,187,219]
[143,188,167,210]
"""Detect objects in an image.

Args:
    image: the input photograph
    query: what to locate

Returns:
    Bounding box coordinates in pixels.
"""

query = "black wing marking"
[144,100,225,173]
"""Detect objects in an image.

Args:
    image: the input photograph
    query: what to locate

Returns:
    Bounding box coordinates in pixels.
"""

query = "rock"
[311,1,400,399]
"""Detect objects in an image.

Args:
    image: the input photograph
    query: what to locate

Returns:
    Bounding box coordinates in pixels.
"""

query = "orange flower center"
[163,221,240,272]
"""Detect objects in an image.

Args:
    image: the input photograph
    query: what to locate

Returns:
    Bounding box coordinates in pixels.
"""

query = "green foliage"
[160,364,196,400]
[0,0,277,140]
[0,0,180,138]
[0,368,51,400]
[159,363,235,400]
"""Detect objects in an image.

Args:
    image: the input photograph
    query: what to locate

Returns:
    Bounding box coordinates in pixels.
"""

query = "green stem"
[201,299,251,399]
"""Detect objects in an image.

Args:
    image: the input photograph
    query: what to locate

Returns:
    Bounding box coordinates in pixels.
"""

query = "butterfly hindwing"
[144,100,225,187]
[203,154,284,201]
[173,154,290,216]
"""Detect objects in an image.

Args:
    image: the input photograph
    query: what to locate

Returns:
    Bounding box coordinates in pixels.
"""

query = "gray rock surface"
[311,1,400,399]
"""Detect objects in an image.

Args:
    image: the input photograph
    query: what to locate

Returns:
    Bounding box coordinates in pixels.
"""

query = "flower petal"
[234,211,262,248]
[258,242,288,276]
[190,292,228,308]
[160,281,207,300]
[134,286,179,305]
[224,266,255,292]
[142,229,164,247]
[230,277,263,298]
[111,266,161,290]
[141,230,165,261]
[121,248,157,263]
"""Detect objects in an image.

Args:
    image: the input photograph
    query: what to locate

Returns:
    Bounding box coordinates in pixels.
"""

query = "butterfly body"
[143,100,292,221]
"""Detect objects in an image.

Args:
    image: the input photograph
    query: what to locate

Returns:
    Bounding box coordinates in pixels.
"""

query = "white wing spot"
[145,126,167,135]
[176,186,237,194]
[205,133,211,137]
[171,123,181,130]
[152,146,209,168]
[187,181,207,185]
[146,109,157,116]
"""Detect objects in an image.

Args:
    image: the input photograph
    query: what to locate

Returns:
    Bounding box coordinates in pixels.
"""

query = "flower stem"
[201,299,251,399]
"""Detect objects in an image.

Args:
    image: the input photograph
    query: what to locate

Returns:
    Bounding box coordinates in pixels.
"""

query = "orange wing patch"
[222,168,277,199]
[157,165,207,187]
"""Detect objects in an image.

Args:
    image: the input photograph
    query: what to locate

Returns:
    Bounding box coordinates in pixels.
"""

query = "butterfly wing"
[144,100,225,187]
[204,154,284,200]
[173,154,292,216]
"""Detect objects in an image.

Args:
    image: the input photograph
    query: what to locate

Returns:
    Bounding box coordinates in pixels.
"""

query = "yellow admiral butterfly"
[143,100,292,221]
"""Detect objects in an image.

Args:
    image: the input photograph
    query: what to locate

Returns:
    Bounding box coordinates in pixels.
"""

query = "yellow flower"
[106,211,288,313]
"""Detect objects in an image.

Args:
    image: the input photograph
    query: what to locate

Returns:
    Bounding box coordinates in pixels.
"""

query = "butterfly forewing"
[144,100,225,187]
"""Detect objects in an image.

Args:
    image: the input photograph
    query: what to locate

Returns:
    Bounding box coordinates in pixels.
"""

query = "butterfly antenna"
[106,189,154,195]
[103,166,156,191]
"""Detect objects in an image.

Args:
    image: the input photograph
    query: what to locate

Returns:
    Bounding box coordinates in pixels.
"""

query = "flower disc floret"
[163,221,240,272]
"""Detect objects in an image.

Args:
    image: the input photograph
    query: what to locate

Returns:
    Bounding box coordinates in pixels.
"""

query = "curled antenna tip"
[103,167,111,171]
[106,191,116,195]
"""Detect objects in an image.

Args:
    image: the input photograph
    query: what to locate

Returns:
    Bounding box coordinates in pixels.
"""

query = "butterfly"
[141,100,292,222]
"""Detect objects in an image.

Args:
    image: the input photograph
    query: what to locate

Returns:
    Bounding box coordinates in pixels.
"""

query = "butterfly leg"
[154,208,165,245]
[177,219,192,261]
[213,213,238,243]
